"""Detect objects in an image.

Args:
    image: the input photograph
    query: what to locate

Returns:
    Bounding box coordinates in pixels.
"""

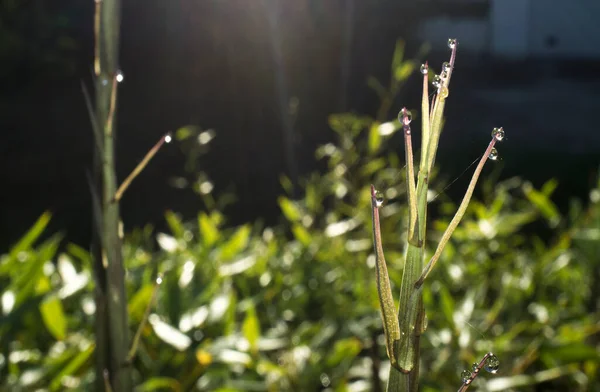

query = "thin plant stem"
[426,43,458,174]
[103,370,114,392]
[113,133,172,202]
[93,0,130,388]
[416,137,497,288]
[400,108,418,241]
[370,185,402,369]
[105,76,118,136]
[457,352,497,392]
[419,63,430,174]
[94,0,101,76]
[127,275,163,363]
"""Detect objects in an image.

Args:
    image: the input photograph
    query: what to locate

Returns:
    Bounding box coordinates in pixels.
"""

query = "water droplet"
[440,70,449,80]
[101,78,109,86]
[432,75,442,88]
[375,191,384,207]
[484,354,500,373]
[320,373,331,387]
[460,369,472,383]
[448,38,458,49]
[398,108,412,125]
[442,62,452,72]
[156,274,163,285]
[492,127,505,141]
[489,148,499,161]
[116,71,124,83]
[420,63,428,75]
[439,86,449,99]
[471,362,479,372]
[164,133,172,143]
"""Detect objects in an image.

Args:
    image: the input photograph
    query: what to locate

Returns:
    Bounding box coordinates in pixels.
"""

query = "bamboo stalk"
[92,0,130,389]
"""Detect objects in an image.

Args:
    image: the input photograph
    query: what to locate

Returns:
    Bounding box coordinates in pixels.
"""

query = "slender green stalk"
[92,0,130,389]
[426,44,457,175]
[370,186,402,368]
[419,63,430,175]
[400,109,418,242]
[416,137,498,288]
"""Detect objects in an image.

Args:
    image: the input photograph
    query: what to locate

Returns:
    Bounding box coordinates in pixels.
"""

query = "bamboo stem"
[93,0,130,389]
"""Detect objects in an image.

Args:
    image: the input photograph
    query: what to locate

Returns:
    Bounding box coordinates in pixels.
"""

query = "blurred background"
[1,0,599,249]
[1,0,599,391]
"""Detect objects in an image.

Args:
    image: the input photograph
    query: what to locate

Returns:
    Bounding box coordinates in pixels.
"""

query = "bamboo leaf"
[326,337,362,367]
[278,196,302,222]
[40,295,67,340]
[198,213,219,247]
[292,224,312,246]
[8,211,52,261]
[438,286,456,329]
[134,377,181,392]
[49,343,95,391]
[149,315,192,351]
[523,183,560,227]
[391,39,405,76]
[165,211,184,239]
[220,225,251,260]
[394,61,415,82]
[368,122,382,153]
[242,303,261,356]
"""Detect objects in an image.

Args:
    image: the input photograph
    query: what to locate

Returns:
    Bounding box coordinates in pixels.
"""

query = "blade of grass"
[416,136,498,288]
[426,42,457,175]
[370,185,401,369]
[400,108,418,242]
[126,275,163,363]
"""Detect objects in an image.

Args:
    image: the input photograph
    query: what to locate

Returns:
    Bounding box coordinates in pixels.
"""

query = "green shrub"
[0,40,598,392]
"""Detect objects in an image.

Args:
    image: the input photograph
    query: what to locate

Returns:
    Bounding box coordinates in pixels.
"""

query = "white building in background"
[418,0,600,60]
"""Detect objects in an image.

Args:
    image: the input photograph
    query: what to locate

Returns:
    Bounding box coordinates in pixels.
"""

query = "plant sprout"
[370,38,504,392]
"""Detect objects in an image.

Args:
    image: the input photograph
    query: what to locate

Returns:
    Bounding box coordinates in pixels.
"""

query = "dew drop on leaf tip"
[398,109,412,125]
[460,369,472,383]
[420,63,428,75]
[448,38,458,49]
[489,148,499,161]
[492,127,505,142]
[484,353,500,373]
[375,191,384,207]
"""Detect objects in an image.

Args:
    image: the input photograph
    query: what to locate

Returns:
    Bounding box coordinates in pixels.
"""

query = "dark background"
[1,0,599,251]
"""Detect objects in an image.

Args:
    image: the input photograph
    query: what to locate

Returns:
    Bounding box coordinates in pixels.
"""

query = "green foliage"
[1,43,599,391]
